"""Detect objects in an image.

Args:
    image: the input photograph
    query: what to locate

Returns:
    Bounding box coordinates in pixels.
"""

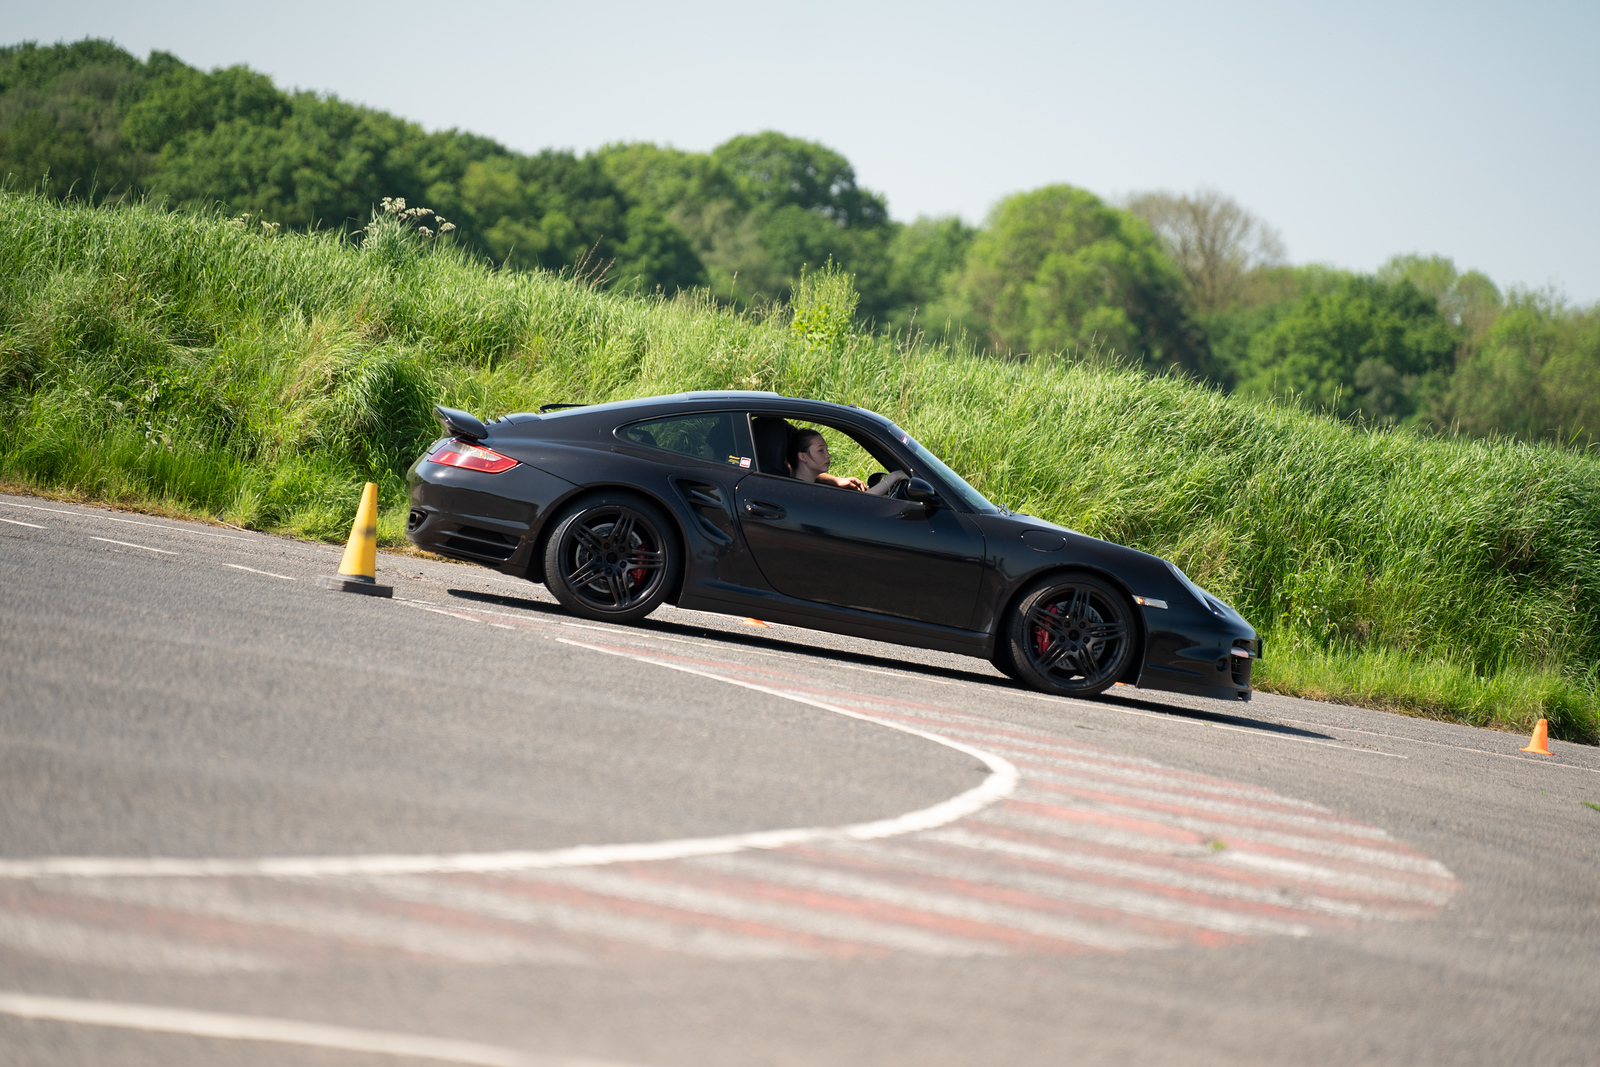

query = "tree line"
[3,39,1596,447]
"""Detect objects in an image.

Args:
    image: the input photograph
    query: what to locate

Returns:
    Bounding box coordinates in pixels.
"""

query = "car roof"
[532,391,893,428]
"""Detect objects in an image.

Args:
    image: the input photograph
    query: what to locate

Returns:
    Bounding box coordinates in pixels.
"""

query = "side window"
[619,413,751,468]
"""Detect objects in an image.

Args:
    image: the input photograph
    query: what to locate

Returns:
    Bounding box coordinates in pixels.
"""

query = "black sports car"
[406,391,1259,700]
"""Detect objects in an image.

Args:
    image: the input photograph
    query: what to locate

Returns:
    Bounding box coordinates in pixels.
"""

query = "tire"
[990,637,1022,681]
[1005,572,1135,698]
[543,493,681,624]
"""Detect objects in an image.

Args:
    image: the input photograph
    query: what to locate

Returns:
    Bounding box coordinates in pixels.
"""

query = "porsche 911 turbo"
[406,391,1259,700]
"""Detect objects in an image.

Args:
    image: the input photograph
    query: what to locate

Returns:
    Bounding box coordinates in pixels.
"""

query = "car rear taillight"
[426,439,519,473]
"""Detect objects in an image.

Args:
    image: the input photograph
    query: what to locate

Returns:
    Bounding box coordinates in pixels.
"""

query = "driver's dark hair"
[786,427,823,472]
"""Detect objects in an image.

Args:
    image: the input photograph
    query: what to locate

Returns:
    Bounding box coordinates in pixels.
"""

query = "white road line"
[223,563,296,580]
[0,645,1016,880]
[90,536,179,555]
[552,636,1019,832]
[0,912,277,973]
[0,517,45,528]
[0,992,637,1067]
[0,500,249,540]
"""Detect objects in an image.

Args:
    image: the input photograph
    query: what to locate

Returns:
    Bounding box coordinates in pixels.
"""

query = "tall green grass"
[3,190,1597,741]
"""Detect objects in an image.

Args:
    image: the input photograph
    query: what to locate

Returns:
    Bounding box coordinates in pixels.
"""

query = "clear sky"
[12,0,1599,302]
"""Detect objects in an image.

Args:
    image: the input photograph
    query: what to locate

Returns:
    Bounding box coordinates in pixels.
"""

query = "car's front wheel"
[544,493,680,623]
[1005,573,1135,698]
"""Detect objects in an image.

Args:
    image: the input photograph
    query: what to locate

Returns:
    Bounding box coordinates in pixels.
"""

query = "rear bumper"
[405,456,578,573]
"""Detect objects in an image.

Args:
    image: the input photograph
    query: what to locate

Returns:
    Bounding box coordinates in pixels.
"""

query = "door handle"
[744,501,786,520]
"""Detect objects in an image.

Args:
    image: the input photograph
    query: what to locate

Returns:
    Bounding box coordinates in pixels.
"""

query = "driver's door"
[732,474,985,628]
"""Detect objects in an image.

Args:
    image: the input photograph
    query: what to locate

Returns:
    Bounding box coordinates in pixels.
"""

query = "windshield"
[887,424,999,514]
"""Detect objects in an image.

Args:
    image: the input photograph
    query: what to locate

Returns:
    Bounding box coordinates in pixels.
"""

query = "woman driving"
[788,428,910,496]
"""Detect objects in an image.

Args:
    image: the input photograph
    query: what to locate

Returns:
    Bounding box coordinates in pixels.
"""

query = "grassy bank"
[3,190,1597,741]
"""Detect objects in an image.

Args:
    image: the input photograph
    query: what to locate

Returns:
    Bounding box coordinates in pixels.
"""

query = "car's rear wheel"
[544,493,680,623]
[1006,573,1134,698]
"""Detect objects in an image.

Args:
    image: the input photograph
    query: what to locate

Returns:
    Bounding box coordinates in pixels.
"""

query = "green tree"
[881,215,976,334]
[710,131,894,313]
[1237,275,1461,424]
[597,133,896,314]
[0,39,149,196]
[1441,295,1600,445]
[596,141,773,301]
[1124,188,1285,315]
[1376,254,1502,340]
[953,184,1203,370]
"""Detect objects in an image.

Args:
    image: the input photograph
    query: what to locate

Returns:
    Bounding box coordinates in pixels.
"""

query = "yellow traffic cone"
[1521,718,1551,755]
[316,482,394,597]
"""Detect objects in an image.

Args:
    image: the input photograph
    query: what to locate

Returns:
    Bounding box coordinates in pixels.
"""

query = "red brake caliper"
[629,533,649,589]
[1034,603,1061,656]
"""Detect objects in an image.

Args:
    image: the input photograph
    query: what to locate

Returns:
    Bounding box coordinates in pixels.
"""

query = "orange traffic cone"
[1521,718,1551,755]
[742,618,771,628]
[316,482,394,598]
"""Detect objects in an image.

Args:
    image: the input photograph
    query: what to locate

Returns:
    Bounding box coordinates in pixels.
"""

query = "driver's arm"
[863,470,910,496]
[816,472,866,491]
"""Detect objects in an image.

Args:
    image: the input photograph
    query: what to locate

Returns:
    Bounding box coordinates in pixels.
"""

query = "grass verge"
[2,190,1597,741]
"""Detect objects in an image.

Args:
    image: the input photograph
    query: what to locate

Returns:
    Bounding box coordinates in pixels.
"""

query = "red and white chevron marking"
[0,620,1457,972]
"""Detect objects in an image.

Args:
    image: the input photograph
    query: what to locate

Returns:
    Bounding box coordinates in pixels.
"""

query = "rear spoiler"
[433,405,488,441]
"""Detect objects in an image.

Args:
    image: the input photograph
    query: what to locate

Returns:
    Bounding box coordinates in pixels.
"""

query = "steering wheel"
[868,471,913,499]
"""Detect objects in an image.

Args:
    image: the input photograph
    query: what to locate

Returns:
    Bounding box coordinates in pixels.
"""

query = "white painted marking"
[519,867,1007,957]
[924,828,1403,918]
[0,643,1017,881]
[997,687,1407,757]
[90,536,179,555]
[223,563,296,580]
[0,992,634,1066]
[1267,715,1600,775]
[698,853,1169,951]
[0,911,276,973]
[0,500,76,514]
[363,876,817,961]
[1218,850,1457,902]
[832,838,1317,936]
[63,879,588,965]
[1042,797,1453,876]
[0,499,248,540]
[831,661,953,684]
[1008,776,1393,838]
[0,517,45,529]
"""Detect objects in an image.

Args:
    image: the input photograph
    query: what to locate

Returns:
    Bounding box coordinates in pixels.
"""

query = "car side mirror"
[904,478,942,508]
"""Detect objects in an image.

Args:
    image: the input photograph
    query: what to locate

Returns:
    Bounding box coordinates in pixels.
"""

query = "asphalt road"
[2,491,1597,1066]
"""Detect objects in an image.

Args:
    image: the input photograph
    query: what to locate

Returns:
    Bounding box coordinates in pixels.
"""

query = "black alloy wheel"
[544,493,680,623]
[1006,573,1135,698]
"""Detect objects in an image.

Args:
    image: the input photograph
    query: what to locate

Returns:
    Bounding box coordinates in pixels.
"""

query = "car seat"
[751,417,792,475]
